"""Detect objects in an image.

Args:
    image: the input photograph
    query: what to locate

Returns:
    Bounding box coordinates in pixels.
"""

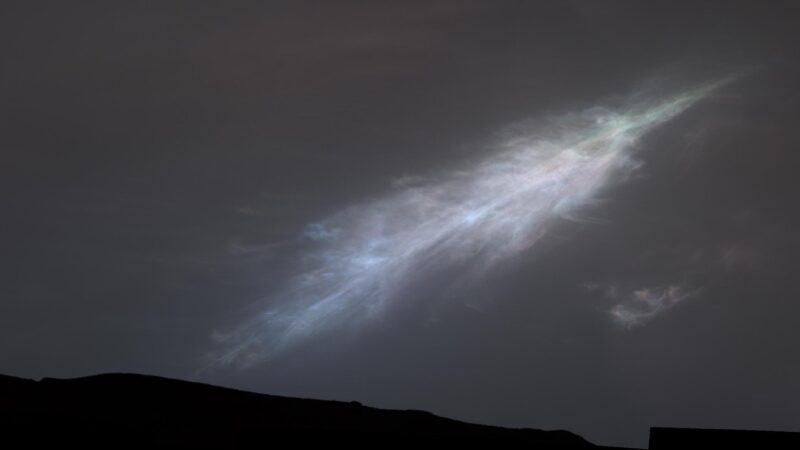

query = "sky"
[1,1,799,447]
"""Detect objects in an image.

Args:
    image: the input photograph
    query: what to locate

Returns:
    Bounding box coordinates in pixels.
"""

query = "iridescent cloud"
[209,77,736,368]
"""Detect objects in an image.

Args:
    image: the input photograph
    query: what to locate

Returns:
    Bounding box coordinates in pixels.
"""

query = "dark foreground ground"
[1,373,797,448]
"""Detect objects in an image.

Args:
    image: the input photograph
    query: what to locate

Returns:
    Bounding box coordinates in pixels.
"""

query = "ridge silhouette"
[0,373,599,446]
[2,373,797,448]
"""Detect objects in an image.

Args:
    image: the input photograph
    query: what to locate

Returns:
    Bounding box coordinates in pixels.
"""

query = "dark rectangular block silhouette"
[649,427,800,449]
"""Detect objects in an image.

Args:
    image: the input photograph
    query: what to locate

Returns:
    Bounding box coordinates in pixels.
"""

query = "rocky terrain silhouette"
[2,373,797,448]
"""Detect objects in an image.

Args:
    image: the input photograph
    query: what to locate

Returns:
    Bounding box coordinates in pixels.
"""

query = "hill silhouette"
[3,373,797,448]
[0,373,604,447]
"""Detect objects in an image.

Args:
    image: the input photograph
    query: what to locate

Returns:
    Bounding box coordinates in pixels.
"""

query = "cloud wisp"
[208,77,736,368]
[608,285,698,327]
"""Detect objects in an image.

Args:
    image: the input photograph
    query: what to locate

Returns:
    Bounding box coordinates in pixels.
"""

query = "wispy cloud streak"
[610,285,697,327]
[209,77,736,368]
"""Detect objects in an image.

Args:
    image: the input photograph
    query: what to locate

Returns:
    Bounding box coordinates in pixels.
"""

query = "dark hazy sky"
[2,1,799,447]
